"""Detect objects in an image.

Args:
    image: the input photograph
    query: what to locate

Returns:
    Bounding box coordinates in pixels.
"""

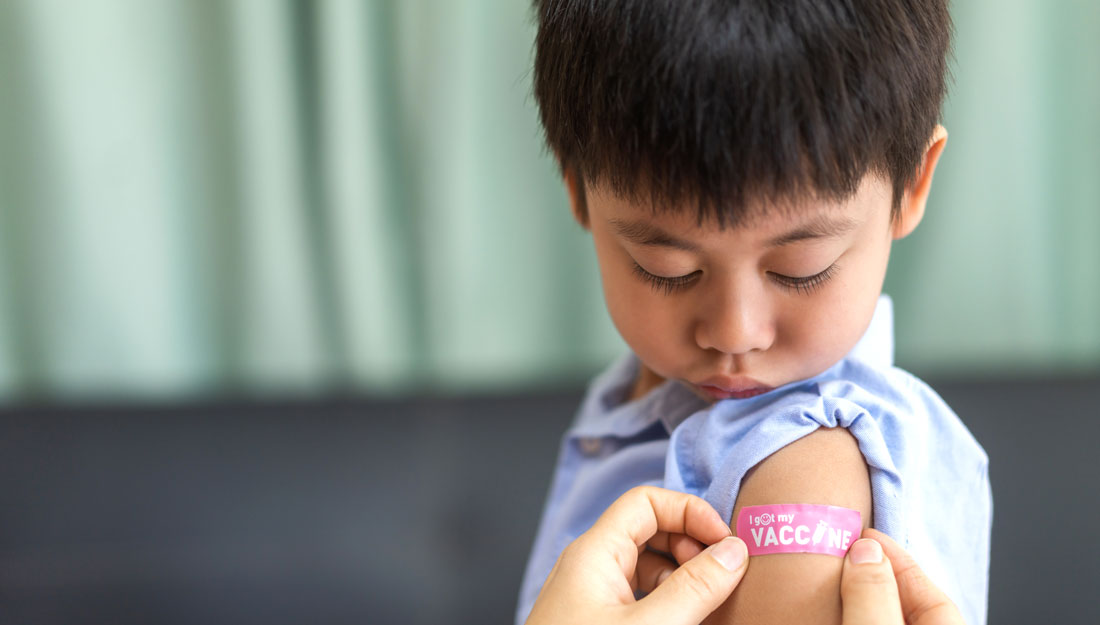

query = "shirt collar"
[569,353,708,439]
[846,294,894,368]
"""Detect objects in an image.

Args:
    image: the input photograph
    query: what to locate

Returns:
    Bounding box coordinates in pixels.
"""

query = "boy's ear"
[562,166,590,229]
[893,124,948,240]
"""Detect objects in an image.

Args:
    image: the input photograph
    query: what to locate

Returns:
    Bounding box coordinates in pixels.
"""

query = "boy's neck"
[628,364,666,402]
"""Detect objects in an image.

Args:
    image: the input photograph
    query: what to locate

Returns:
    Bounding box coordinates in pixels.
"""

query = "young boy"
[517,1,991,624]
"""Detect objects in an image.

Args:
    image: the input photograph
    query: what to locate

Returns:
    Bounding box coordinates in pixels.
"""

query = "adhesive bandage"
[736,504,862,557]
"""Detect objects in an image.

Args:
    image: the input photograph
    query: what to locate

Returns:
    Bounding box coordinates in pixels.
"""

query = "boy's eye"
[768,263,839,295]
[631,262,700,295]
[632,261,840,296]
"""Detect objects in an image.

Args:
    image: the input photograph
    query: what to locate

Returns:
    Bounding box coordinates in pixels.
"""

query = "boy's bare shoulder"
[703,426,872,625]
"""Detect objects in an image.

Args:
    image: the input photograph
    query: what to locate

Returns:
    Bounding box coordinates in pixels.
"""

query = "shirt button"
[577,437,603,456]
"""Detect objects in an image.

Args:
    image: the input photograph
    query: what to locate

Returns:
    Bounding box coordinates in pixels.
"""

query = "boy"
[517,1,991,624]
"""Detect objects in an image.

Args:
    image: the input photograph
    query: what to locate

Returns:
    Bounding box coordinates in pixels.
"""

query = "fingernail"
[849,538,883,564]
[709,537,747,571]
[656,569,672,586]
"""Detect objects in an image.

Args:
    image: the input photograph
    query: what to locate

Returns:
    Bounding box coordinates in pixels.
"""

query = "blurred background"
[0,0,1096,623]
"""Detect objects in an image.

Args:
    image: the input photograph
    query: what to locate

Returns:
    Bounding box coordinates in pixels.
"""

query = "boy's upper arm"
[702,426,873,625]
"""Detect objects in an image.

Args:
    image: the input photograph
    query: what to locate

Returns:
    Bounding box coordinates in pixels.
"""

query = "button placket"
[577,436,603,457]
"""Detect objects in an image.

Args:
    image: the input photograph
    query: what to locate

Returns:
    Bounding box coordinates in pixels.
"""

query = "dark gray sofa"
[0,377,1096,624]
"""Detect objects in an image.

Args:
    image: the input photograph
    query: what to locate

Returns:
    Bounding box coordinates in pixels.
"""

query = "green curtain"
[886,0,1100,374]
[0,0,1096,402]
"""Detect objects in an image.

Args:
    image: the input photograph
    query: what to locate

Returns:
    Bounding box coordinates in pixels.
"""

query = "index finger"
[588,486,732,551]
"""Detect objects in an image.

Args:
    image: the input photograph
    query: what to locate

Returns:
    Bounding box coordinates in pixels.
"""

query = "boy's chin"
[683,383,719,404]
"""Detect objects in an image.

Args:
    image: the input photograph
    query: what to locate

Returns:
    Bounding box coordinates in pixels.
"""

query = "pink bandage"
[736,504,862,557]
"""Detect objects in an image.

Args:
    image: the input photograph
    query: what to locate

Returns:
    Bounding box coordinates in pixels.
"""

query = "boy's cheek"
[606,297,682,363]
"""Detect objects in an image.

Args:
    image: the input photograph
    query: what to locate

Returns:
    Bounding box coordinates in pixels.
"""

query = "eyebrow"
[609,215,858,251]
[766,216,858,247]
[609,218,701,252]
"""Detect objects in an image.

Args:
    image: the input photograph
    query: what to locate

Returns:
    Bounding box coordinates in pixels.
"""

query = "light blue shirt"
[516,295,991,625]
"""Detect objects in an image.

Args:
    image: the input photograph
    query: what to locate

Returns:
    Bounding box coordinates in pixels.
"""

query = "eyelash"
[631,262,701,295]
[768,263,839,295]
[631,262,839,296]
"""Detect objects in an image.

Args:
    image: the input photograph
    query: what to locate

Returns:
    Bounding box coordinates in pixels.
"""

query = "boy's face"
[567,129,946,402]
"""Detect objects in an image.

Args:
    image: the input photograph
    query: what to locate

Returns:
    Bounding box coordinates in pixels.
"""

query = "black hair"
[531,0,952,225]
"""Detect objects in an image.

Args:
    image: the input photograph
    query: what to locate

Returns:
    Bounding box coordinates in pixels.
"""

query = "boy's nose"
[694,290,775,355]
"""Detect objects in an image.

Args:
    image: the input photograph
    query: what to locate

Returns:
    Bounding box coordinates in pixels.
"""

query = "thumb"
[840,538,904,625]
[632,536,748,625]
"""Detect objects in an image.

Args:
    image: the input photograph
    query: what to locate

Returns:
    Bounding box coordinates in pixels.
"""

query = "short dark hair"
[531,0,952,225]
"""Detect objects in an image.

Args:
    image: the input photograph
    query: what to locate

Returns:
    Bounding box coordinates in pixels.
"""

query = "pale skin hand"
[524,486,750,625]
[525,486,966,625]
[842,528,968,625]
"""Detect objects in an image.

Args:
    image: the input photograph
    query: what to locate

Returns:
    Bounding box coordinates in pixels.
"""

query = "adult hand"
[524,485,749,625]
[526,486,965,625]
[841,528,967,625]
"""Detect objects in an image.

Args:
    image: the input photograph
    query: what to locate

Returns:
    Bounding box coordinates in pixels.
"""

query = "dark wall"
[0,378,1096,624]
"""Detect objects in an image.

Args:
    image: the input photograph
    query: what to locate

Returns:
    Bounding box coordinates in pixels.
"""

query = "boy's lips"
[693,375,774,400]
